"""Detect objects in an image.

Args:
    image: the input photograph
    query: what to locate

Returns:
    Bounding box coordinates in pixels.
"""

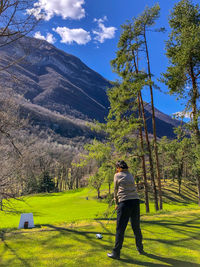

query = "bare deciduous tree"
[0,0,38,47]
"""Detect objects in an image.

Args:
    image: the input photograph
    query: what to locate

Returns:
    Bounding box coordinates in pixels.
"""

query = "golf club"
[96,208,116,239]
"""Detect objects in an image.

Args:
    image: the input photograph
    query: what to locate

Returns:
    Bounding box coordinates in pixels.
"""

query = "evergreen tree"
[162,0,200,205]
[109,5,164,211]
[134,4,164,209]
[39,171,55,193]
[107,81,150,212]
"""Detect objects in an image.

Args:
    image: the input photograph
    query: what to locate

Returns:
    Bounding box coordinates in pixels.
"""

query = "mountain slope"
[0,36,180,139]
[0,37,110,122]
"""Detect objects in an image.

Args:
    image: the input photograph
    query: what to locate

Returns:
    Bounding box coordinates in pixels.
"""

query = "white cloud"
[34,31,46,40]
[46,33,57,44]
[27,0,85,21]
[53,27,91,45]
[173,111,192,119]
[94,16,108,24]
[34,31,56,44]
[93,16,117,43]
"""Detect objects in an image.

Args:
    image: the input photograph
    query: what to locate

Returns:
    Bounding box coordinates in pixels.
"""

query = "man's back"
[114,171,139,203]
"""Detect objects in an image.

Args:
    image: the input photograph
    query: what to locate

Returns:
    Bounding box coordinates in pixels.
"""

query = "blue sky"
[28,0,199,118]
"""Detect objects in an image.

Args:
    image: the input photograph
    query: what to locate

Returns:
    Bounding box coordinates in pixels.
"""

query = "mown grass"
[0,210,200,266]
[0,180,198,230]
[0,188,109,229]
[0,180,200,266]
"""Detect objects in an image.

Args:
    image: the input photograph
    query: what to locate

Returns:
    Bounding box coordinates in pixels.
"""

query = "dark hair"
[116,160,129,169]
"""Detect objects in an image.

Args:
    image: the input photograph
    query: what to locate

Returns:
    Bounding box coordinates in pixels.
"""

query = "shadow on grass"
[162,187,196,203]
[142,216,200,231]
[141,216,200,251]
[0,231,31,267]
[120,252,200,267]
[36,223,115,254]
[42,223,115,238]
[94,217,116,221]
[1,214,200,267]
[184,184,198,195]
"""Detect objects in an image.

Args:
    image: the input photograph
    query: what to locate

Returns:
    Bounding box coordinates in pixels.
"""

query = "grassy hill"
[0,180,198,230]
[0,180,200,266]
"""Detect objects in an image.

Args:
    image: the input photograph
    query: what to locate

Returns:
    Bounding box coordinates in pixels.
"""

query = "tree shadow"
[162,187,196,203]
[1,215,200,266]
[184,184,198,194]
[141,216,200,251]
[143,218,200,226]
[42,222,135,241]
[0,231,31,267]
[120,252,200,267]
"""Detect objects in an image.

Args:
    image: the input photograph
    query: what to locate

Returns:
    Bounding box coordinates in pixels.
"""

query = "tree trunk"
[76,175,79,189]
[97,188,100,199]
[197,177,200,206]
[178,166,182,195]
[139,92,159,211]
[143,27,162,210]
[55,177,59,191]
[190,63,200,144]
[178,156,184,195]
[178,180,181,195]
[132,48,159,211]
[190,63,200,206]
[138,95,150,213]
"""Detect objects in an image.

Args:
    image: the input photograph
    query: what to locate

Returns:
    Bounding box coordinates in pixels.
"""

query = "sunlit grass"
[0,210,200,266]
[0,180,200,266]
[0,188,109,229]
[0,180,199,230]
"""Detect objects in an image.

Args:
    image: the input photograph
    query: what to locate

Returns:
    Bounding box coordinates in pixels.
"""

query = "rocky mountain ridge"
[0,36,180,140]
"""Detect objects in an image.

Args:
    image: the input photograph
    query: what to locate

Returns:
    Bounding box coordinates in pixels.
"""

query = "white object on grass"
[96,234,103,239]
[18,213,35,229]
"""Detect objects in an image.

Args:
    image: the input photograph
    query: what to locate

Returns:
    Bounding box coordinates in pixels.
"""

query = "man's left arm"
[114,174,118,208]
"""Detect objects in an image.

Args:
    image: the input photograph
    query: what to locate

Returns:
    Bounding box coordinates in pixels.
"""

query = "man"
[107,160,144,260]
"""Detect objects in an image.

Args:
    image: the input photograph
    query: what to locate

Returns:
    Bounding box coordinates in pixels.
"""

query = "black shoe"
[107,251,120,260]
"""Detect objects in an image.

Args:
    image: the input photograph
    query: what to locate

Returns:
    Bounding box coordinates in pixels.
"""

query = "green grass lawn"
[0,210,200,266]
[0,188,110,230]
[0,180,200,266]
[0,180,198,230]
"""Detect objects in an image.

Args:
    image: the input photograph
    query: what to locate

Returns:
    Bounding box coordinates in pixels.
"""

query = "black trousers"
[113,199,143,254]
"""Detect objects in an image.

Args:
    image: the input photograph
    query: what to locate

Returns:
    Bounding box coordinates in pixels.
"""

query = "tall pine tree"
[162,0,200,205]
[110,4,164,211]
